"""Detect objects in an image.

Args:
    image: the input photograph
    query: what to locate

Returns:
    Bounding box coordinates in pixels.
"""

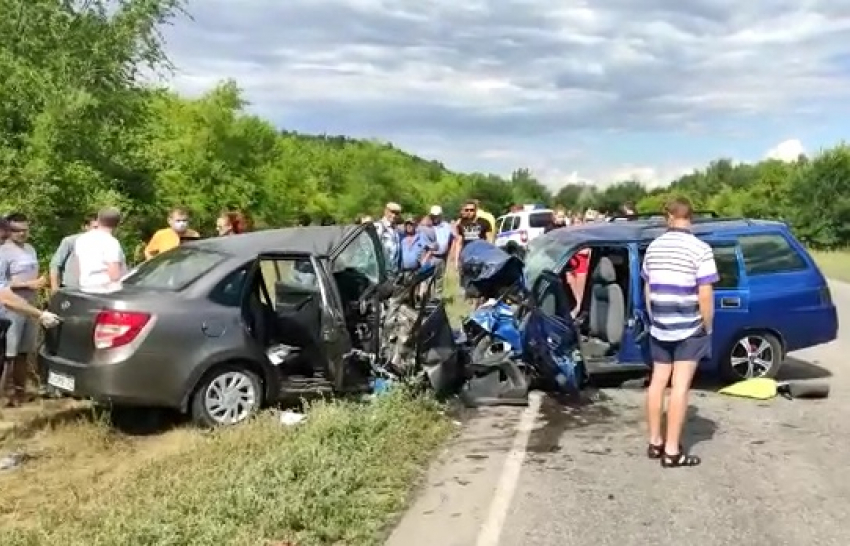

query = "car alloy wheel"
[203,370,259,425]
[728,333,778,379]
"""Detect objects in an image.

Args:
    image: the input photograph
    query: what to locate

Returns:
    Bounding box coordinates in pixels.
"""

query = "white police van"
[494,205,553,248]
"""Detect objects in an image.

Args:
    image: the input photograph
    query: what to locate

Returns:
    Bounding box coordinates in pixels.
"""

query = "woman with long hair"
[216,211,249,236]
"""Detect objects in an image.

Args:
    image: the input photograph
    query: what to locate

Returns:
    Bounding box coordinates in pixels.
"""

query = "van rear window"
[738,233,807,275]
[123,247,225,291]
[529,212,553,228]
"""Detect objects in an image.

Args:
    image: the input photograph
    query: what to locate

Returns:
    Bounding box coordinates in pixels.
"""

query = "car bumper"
[39,348,186,409]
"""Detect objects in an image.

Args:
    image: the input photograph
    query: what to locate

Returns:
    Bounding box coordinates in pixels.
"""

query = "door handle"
[720,297,741,309]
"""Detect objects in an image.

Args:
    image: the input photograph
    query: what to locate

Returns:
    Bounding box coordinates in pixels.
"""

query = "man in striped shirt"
[642,197,718,468]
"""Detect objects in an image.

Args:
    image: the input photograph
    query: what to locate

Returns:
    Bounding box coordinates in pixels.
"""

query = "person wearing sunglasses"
[451,200,491,266]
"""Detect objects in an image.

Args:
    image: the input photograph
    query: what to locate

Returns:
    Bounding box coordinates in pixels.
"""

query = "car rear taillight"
[93,311,151,350]
[519,230,528,243]
[820,286,833,306]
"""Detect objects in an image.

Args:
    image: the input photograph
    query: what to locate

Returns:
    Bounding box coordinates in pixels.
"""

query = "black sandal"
[646,443,665,459]
[660,450,701,468]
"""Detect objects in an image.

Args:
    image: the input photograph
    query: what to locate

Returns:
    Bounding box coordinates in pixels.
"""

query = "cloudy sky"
[159,0,850,189]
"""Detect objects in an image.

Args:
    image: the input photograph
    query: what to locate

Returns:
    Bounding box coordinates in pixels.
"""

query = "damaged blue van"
[524,216,838,382]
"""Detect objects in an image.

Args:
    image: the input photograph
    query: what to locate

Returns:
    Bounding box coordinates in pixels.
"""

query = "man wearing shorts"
[642,197,718,468]
[0,213,47,403]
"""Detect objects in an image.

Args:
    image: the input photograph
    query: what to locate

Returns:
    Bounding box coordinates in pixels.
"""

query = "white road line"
[475,391,543,546]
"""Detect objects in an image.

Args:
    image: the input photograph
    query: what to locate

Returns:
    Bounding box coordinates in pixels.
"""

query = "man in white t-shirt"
[74,207,126,291]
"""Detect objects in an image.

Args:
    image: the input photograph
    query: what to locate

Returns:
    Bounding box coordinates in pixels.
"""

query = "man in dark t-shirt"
[451,199,491,264]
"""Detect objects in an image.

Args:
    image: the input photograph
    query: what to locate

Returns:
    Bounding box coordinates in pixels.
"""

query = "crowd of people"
[0,207,249,406]
[366,199,498,298]
[0,197,637,407]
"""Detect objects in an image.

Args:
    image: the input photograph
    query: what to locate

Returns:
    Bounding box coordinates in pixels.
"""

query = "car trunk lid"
[43,286,164,363]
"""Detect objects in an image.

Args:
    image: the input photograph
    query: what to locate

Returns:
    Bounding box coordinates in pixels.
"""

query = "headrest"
[593,257,617,283]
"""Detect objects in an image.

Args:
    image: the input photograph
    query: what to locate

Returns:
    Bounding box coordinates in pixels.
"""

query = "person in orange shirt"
[144,207,199,259]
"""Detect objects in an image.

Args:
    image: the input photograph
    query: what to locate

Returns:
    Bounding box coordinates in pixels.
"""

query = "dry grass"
[0,391,453,546]
[810,250,850,283]
[443,267,470,324]
[0,264,469,545]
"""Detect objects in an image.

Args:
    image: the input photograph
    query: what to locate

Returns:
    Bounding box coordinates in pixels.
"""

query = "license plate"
[47,371,75,392]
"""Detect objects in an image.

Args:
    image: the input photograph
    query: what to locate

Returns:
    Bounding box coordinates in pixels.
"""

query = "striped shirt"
[642,228,719,341]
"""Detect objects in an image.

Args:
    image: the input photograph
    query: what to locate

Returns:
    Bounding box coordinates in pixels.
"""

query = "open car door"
[246,253,350,388]
[525,269,585,393]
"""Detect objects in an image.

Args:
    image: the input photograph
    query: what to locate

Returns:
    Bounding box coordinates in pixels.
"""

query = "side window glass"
[738,233,806,275]
[641,244,741,290]
[334,231,380,284]
[259,258,318,311]
[496,217,506,233]
[509,216,520,231]
[209,266,249,307]
[710,245,741,289]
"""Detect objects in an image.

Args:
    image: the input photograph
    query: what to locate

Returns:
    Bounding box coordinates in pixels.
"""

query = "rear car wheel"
[720,332,783,383]
[190,365,263,427]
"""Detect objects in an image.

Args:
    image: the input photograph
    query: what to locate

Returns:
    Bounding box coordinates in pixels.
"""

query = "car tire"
[190,364,263,428]
[720,331,783,383]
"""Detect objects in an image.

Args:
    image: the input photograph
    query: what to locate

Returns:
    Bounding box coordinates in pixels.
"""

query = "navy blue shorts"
[650,328,711,364]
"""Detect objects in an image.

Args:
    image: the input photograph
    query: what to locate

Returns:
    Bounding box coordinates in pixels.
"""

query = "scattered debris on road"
[279,411,306,426]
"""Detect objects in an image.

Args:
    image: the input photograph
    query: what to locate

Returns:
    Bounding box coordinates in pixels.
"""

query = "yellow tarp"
[718,378,778,400]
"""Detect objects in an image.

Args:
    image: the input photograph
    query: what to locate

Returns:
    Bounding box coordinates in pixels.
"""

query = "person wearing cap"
[426,205,453,298]
[375,202,402,276]
[74,207,127,292]
[399,216,430,280]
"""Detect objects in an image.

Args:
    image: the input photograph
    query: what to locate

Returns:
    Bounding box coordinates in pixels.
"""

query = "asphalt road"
[386,281,850,546]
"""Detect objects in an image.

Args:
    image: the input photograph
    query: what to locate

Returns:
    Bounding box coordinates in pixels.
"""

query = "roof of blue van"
[540,218,789,246]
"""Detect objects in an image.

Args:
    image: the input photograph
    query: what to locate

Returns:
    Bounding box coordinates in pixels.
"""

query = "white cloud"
[765,139,806,162]
[531,164,696,190]
[153,0,850,188]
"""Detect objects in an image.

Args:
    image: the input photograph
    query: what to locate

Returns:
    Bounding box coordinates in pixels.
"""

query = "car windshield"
[123,247,226,291]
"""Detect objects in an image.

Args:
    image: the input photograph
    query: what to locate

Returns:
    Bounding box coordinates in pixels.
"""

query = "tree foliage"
[1,0,848,261]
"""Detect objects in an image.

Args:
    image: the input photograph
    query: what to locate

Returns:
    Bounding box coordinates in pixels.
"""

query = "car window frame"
[208,262,251,307]
[637,240,742,291]
[737,232,807,276]
[122,246,226,292]
[528,211,553,229]
[707,242,742,290]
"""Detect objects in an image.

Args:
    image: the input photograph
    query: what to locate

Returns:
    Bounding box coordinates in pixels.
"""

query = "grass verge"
[443,267,470,324]
[0,391,453,546]
[811,250,850,283]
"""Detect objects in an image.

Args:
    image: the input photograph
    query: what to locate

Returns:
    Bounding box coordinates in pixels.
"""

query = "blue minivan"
[524,217,839,382]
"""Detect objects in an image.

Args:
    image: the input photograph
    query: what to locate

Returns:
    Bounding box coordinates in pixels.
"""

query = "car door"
[635,239,746,370]
[577,242,647,372]
[614,243,651,370]
[700,238,749,371]
[309,257,351,387]
[250,253,349,384]
[328,226,386,383]
[526,269,584,390]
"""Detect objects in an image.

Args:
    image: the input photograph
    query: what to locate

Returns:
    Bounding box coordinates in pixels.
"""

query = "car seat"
[585,257,625,356]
